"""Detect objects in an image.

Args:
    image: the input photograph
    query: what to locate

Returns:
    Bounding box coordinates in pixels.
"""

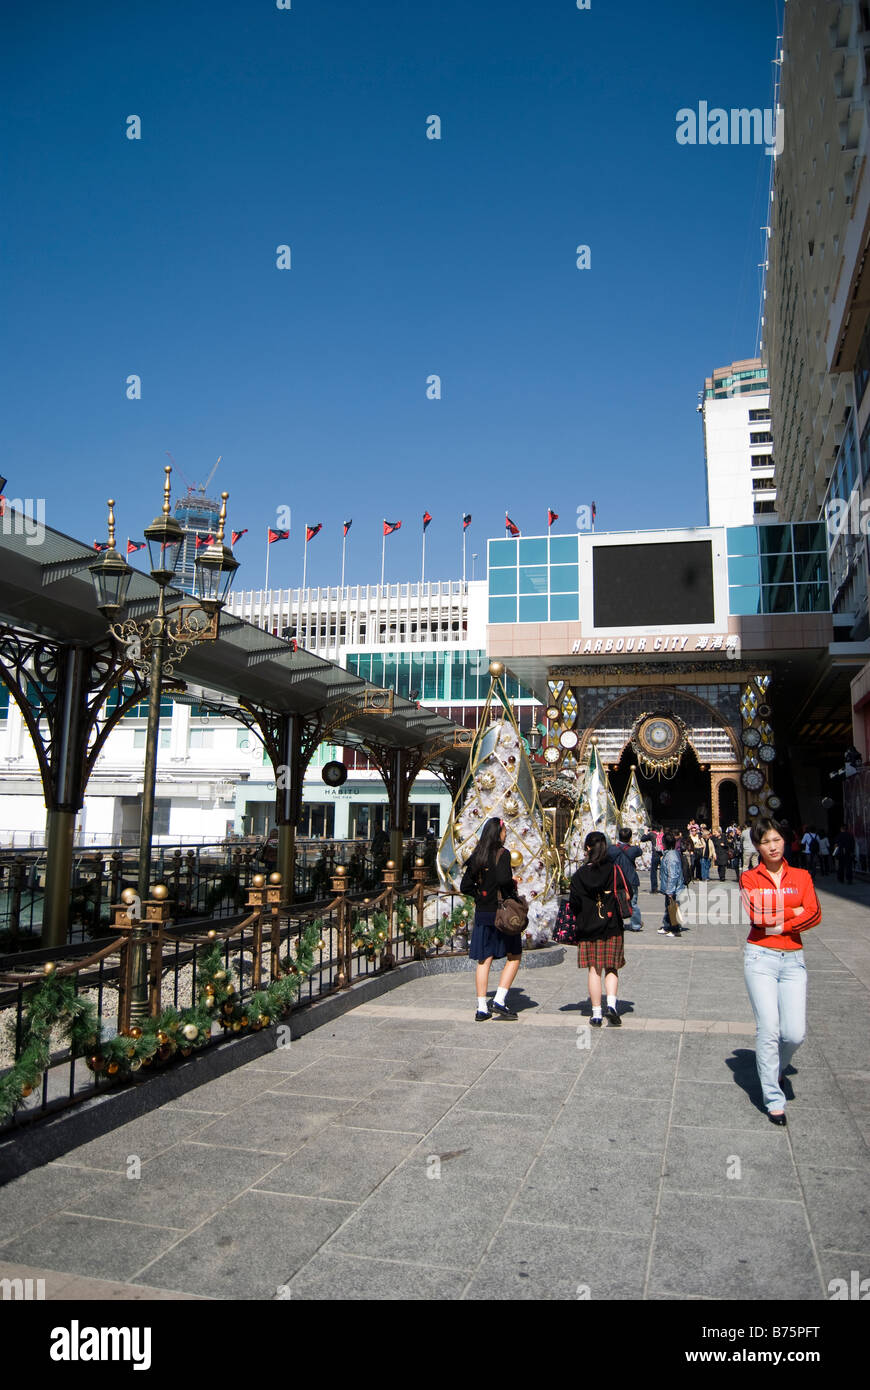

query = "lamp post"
[90,466,238,901]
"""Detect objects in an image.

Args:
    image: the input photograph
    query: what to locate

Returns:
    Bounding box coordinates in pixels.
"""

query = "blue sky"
[3,0,782,590]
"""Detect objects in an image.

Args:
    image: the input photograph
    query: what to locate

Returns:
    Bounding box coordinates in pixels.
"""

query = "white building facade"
[701,359,777,526]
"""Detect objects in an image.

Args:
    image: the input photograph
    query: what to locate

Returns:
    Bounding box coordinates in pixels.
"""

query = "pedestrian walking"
[741,821,757,871]
[459,816,522,1020]
[711,828,729,881]
[834,826,856,884]
[699,825,714,881]
[640,824,664,893]
[608,825,644,931]
[740,818,821,1125]
[659,831,685,937]
[800,826,820,879]
[679,831,694,886]
[569,831,626,1026]
[817,832,831,876]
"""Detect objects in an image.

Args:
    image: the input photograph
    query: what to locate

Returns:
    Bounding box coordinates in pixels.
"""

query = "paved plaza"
[1,879,868,1301]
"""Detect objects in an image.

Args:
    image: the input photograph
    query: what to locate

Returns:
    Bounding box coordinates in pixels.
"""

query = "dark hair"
[663,832,676,850]
[467,817,504,876]
[749,817,784,849]
[584,831,609,866]
[617,825,632,842]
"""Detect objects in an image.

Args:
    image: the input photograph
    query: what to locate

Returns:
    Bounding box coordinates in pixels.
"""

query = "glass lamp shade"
[89,548,134,619]
[526,725,542,753]
[195,542,239,610]
[144,514,184,583]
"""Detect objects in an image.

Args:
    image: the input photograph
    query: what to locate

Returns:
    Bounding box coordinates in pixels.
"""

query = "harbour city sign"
[570,634,739,657]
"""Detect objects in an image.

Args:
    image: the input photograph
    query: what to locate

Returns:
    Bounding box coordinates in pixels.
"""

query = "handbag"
[613,865,633,921]
[553,896,580,945]
[667,896,683,928]
[494,889,529,934]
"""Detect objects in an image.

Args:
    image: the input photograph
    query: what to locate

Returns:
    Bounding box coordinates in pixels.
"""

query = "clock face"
[544,746,560,764]
[742,769,764,791]
[759,744,776,763]
[636,716,680,759]
[546,706,560,721]
[768,795,782,810]
[747,804,760,817]
[742,727,761,748]
[559,729,579,749]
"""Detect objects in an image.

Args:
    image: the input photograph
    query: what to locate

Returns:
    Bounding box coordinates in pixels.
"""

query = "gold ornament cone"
[438,673,561,944]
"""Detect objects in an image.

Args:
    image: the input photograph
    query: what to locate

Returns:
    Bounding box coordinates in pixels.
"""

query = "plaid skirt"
[578,925,625,972]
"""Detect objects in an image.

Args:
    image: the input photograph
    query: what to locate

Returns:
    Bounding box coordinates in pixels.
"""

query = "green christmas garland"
[351,909,391,959]
[0,920,323,1121]
[398,894,474,949]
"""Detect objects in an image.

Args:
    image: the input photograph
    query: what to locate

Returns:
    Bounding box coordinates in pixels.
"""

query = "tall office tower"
[173,489,222,595]
[763,1,870,640]
[701,359,776,525]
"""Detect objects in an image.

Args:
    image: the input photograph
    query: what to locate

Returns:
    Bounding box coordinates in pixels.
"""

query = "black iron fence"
[0,861,471,1134]
[0,837,432,949]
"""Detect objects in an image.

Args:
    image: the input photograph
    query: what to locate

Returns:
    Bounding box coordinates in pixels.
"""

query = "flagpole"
[381,525,386,588]
[340,532,346,591]
[265,527,270,593]
[302,532,308,593]
[462,516,466,588]
[421,527,426,587]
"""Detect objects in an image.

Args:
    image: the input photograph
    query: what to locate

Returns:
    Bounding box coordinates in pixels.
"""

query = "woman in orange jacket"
[740,818,821,1125]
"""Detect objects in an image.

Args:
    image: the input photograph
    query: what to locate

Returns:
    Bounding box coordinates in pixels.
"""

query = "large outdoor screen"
[592,540,715,627]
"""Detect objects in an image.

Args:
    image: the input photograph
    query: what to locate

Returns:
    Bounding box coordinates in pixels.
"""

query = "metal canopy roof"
[0,520,469,764]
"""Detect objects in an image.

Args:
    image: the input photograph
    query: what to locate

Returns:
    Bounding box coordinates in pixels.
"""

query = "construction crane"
[165,452,221,495]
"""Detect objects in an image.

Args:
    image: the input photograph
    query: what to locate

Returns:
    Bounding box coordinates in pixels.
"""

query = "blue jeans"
[743,944,807,1113]
[650,851,661,893]
[700,858,711,881]
[627,890,643,931]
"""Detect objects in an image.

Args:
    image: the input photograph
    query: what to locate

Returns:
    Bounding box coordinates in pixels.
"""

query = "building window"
[748,409,771,422]
[751,476,776,490]
[751,454,773,468]
[753,499,777,515]
[749,431,773,444]
[188,729,214,750]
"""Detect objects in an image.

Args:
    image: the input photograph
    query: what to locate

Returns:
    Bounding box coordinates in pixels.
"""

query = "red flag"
[195,533,214,549]
[591,501,597,522]
[127,540,145,555]
[231,528,248,546]
[422,511,432,532]
[93,540,110,552]
[383,520,402,536]
[462,513,472,530]
[268,528,289,543]
[505,514,520,537]
[343,519,352,536]
[547,509,558,528]
[305,523,322,542]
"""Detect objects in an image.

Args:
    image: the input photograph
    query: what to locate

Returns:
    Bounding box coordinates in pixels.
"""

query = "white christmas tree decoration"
[439,670,560,946]
[563,739,620,875]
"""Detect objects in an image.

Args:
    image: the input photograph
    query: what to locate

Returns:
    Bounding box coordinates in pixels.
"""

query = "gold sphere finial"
[43,960,56,975]
[415,857,425,867]
[335,865,346,876]
[386,860,395,870]
[488,660,505,678]
[268,872,281,885]
[120,887,137,905]
[151,883,169,901]
[251,873,266,888]
[215,489,229,544]
[162,463,172,516]
[106,500,116,550]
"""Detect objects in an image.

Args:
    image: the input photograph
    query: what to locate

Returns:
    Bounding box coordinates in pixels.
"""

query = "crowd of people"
[459,808,847,1128]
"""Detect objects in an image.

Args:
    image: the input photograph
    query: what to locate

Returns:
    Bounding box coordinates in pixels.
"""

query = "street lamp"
[90,466,238,901]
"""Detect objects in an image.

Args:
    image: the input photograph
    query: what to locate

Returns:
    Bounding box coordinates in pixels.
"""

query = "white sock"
[494,986,508,1007]
[477,996,490,1013]
[592,1005,602,1018]
[606,994,617,1009]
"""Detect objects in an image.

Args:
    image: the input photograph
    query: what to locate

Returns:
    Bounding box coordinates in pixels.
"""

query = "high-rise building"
[762,0,870,751]
[173,489,222,595]
[701,358,776,525]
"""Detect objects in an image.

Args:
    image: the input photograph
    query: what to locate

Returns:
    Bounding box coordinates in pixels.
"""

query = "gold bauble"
[415,857,425,867]
[205,997,215,1009]
[334,865,346,877]
[241,1016,249,1027]
[151,884,169,901]
[252,874,266,889]
[43,961,56,975]
[488,660,505,677]
[316,939,326,951]
[207,929,217,940]
[157,1031,169,1045]
[130,1057,143,1070]
[386,860,395,870]
[226,984,235,996]
[120,888,137,905]
[21,1083,33,1097]
[259,1014,270,1026]
[182,1024,198,1042]
[213,970,227,981]
[268,872,282,885]
[510,849,523,867]
[129,1026,142,1039]
[107,1061,119,1075]
[231,1022,242,1033]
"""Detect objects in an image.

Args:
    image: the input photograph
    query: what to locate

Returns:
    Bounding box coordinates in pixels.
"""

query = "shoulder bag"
[494,888,529,934]
[613,865,633,921]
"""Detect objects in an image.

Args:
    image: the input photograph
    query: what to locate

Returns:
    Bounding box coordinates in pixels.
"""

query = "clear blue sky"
[3,0,783,590]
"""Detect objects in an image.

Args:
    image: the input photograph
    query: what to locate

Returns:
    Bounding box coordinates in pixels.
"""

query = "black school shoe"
[605,1005,621,1026]
[474,1008,491,1021]
[491,1001,518,1020]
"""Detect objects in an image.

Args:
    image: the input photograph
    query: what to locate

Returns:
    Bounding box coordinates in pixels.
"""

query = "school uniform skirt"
[468,908,523,962]
[578,924,625,972]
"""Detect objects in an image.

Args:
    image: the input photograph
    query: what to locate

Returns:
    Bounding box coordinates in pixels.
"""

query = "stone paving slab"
[0,881,868,1301]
